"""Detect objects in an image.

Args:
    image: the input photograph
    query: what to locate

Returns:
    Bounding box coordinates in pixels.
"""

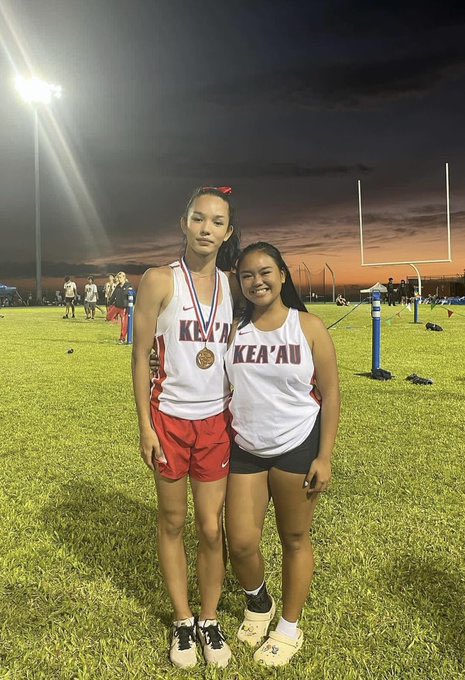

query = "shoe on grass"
[237,597,276,647]
[253,628,303,667]
[169,619,197,669]
[197,620,231,668]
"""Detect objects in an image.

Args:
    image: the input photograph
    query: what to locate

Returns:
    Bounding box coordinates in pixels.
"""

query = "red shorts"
[150,408,232,482]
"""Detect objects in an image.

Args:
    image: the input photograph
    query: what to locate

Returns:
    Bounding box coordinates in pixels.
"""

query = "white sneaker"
[169,619,197,669]
[197,619,231,668]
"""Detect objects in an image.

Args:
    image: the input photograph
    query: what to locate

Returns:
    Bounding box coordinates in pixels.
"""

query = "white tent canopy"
[360,281,388,294]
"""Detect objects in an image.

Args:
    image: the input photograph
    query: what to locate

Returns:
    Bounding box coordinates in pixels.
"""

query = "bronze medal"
[180,258,221,371]
[196,347,215,369]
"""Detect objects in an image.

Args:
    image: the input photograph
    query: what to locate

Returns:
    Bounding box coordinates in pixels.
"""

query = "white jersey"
[84,283,98,302]
[225,308,320,457]
[63,281,76,298]
[151,261,233,420]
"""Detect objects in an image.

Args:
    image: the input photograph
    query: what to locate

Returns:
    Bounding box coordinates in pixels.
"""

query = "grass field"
[1,304,464,679]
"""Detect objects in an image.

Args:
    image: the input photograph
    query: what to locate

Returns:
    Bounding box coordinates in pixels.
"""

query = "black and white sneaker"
[169,618,197,669]
[197,619,231,667]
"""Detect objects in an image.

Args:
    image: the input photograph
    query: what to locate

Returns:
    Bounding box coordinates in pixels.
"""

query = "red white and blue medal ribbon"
[180,257,220,368]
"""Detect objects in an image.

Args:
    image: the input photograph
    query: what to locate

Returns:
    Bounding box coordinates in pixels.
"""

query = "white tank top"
[63,281,76,298]
[151,261,233,420]
[225,308,320,456]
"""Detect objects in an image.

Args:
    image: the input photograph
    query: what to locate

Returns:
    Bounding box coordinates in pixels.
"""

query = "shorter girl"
[225,242,340,667]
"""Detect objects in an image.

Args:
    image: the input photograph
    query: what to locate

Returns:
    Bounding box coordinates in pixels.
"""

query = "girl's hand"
[139,428,166,471]
[149,349,160,376]
[304,457,332,495]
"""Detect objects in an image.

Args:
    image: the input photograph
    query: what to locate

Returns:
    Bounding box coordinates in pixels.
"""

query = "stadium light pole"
[15,76,62,304]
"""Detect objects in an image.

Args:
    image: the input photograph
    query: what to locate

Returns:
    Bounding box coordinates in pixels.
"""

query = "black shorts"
[65,297,75,305]
[230,413,320,475]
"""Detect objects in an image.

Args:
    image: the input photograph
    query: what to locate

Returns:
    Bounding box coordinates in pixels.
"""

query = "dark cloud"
[407,204,445,215]
[361,210,464,231]
[324,1,465,33]
[194,48,465,110]
[157,159,374,179]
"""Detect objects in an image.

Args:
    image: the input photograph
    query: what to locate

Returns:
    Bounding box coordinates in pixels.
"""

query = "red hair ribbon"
[202,186,232,195]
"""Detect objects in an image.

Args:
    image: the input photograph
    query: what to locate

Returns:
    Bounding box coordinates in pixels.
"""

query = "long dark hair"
[181,187,241,271]
[236,242,307,328]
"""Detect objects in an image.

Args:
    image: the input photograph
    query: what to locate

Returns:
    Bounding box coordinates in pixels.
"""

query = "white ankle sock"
[174,616,195,627]
[198,618,217,628]
[275,616,299,639]
[244,581,265,597]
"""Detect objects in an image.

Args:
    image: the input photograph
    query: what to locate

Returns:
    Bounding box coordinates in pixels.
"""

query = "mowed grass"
[1,304,464,679]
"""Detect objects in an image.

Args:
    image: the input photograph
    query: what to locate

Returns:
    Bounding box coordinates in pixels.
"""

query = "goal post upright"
[446,162,452,262]
[358,179,365,266]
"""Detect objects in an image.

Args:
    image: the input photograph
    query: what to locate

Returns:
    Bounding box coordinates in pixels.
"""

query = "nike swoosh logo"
[238,330,252,335]
[183,305,194,311]
[221,459,230,468]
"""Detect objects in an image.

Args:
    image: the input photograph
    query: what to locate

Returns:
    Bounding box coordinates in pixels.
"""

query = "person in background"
[84,276,99,320]
[63,276,77,318]
[386,277,396,306]
[108,272,131,343]
[335,293,349,306]
[104,274,116,311]
[397,279,408,305]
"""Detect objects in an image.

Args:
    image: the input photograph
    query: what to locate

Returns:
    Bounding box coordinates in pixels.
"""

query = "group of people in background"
[60,272,132,342]
[334,279,411,308]
[386,277,410,306]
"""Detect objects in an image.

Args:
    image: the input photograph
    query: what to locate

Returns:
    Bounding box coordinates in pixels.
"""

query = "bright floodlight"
[15,76,62,104]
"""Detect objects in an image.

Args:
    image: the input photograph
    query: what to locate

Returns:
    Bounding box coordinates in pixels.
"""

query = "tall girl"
[225,242,340,667]
[132,187,240,669]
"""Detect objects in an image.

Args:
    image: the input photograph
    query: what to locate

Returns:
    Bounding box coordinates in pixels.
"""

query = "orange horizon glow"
[7,259,464,299]
[3,202,464,295]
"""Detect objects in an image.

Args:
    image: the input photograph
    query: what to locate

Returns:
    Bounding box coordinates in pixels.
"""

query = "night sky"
[1,0,465,292]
